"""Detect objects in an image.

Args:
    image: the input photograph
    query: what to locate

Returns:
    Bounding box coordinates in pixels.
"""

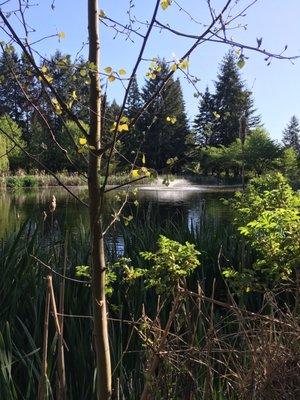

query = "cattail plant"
[49,195,56,213]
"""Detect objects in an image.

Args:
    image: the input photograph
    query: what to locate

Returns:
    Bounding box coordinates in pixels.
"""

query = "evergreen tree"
[102,99,121,173]
[0,47,25,125]
[213,51,260,146]
[282,115,300,154]
[120,76,142,166]
[193,87,215,146]
[140,61,190,172]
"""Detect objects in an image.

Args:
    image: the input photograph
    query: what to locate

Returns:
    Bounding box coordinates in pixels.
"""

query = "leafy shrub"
[224,173,300,293]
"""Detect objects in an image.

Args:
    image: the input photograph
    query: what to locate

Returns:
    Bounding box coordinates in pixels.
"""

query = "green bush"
[5,176,22,188]
[21,175,38,187]
[224,173,300,293]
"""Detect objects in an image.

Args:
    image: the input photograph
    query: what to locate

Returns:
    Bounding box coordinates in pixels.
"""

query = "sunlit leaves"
[146,59,162,80]
[161,0,172,10]
[131,169,139,178]
[58,31,65,40]
[131,166,151,179]
[213,111,220,119]
[142,154,146,165]
[44,75,53,84]
[103,66,126,82]
[170,63,178,72]
[170,59,189,73]
[104,66,112,74]
[166,116,177,125]
[224,173,300,293]
[179,59,189,70]
[237,55,245,69]
[166,156,178,166]
[140,235,200,293]
[123,215,133,226]
[110,116,129,133]
[39,65,53,84]
[79,68,87,77]
[79,138,87,145]
[51,97,62,114]
[108,74,116,82]
[145,72,156,80]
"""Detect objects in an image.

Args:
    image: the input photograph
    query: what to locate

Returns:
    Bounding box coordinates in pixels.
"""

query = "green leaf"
[161,0,171,10]
[104,66,113,74]
[237,56,245,69]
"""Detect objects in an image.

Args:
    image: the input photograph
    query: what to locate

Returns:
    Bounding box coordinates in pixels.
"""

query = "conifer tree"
[0,47,24,125]
[213,51,260,146]
[282,115,300,154]
[193,87,215,146]
[140,60,190,172]
[120,76,142,166]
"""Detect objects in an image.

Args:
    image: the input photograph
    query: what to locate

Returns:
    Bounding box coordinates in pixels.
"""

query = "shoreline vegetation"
[0,172,245,189]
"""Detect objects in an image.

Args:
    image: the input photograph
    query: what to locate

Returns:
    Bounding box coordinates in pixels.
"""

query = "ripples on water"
[0,185,235,244]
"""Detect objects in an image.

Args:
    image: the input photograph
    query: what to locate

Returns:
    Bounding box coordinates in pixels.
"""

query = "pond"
[0,183,236,241]
[0,183,239,400]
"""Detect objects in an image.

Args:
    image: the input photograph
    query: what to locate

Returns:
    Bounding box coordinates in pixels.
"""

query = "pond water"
[0,184,236,241]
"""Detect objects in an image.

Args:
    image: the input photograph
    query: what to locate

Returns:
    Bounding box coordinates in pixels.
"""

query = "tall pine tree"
[140,60,190,172]
[193,87,215,146]
[119,76,142,166]
[282,115,300,154]
[0,47,25,125]
[212,51,260,146]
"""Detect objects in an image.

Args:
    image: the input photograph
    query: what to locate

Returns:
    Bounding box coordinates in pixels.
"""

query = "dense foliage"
[0,48,299,184]
[224,173,300,295]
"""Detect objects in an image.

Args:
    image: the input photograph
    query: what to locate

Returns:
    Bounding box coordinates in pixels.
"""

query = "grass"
[0,207,299,399]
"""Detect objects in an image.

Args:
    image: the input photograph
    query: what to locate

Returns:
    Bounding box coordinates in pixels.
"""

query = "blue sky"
[2,0,300,141]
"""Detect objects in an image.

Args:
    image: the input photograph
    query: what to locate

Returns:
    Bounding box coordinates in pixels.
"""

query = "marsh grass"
[1,210,299,399]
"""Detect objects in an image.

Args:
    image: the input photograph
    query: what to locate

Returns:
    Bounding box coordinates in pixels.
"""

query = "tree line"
[0,48,299,179]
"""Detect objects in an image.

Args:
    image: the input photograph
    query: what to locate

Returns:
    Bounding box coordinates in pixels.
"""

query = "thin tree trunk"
[88,1,112,399]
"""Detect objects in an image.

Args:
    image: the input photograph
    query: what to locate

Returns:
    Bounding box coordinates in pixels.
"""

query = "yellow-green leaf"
[118,123,129,132]
[140,166,151,177]
[79,138,87,145]
[131,169,139,178]
[118,69,126,76]
[170,63,178,72]
[179,59,189,70]
[142,154,146,165]
[79,69,87,77]
[45,74,53,84]
[58,31,65,39]
[237,57,245,69]
[161,0,171,10]
[108,74,116,82]
[166,116,177,125]
[51,97,58,105]
[120,116,129,124]
[41,66,47,73]
[104,66,113,74]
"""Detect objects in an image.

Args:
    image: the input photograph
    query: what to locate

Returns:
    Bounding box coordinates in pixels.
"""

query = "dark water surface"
[0,185,235,240]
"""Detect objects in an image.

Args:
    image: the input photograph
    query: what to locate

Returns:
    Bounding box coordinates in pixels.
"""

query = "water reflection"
[0,186,234,240]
